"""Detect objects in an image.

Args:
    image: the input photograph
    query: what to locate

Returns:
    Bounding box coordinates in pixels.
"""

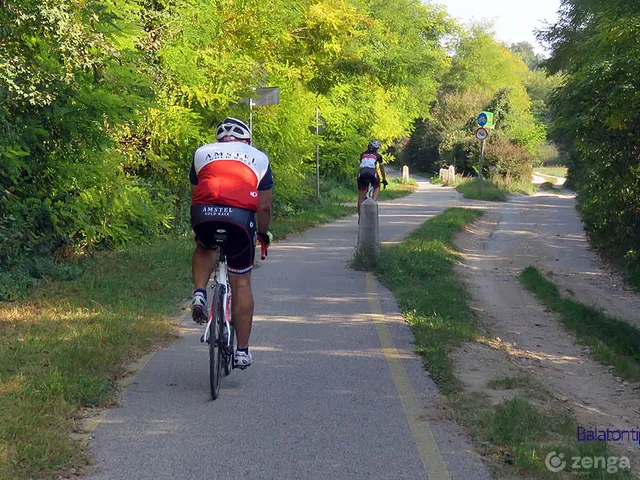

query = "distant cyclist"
[357,140,388,215]
[189,117,273,369]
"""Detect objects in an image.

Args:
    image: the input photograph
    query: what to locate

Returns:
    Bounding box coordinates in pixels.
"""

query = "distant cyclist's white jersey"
[359,151,381,170]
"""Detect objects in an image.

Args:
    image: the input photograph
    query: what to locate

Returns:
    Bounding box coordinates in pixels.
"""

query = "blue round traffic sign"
[477,113,488,127]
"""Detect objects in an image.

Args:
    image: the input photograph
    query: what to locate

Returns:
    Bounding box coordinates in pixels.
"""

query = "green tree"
[540,0,640,285]
[404,23,546,177]
[509,41,545,70]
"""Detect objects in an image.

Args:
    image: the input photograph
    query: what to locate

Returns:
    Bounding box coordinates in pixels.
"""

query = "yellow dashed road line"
[366,272,451,480]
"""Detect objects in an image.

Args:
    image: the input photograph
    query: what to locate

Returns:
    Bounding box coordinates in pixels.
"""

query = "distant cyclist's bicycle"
[365,183,375,200]
[200,229,268,400]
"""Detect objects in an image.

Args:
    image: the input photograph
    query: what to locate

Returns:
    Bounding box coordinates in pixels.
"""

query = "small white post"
[401,165,409,183]
[448,165,455,183]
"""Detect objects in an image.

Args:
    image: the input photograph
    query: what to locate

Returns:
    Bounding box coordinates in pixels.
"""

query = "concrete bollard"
[356,198,379,266]
[401,165,409,183]
[448,165,455,183]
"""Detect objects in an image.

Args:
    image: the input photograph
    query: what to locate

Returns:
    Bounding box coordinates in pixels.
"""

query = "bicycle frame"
[365,184,374,200]
[203,248,232,350]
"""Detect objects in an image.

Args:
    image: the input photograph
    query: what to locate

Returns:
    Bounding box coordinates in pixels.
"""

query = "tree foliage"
[402,26,546,178]
[540,0,640,284]
[0,0,453,299]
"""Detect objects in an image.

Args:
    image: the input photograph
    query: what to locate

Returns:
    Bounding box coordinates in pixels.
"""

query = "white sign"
[475,127,488,141]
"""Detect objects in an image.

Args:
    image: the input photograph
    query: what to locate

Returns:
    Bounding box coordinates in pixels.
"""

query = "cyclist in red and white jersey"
[357,140,388,215]
[190,117,273,368]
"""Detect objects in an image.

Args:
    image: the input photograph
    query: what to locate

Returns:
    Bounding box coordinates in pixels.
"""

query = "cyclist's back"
[356,140,387,214]
[189,117,273,369]
[191,141,270,211]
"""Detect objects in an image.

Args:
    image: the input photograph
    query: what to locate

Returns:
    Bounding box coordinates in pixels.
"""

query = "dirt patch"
[452,204,640,472]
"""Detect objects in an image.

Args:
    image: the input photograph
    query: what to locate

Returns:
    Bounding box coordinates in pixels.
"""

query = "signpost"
[475,127,488,141]
[475,112,493,193]
[315,108,326,201]
[308,109,327,201]
[477,111,494,129]
[240,87,280,145]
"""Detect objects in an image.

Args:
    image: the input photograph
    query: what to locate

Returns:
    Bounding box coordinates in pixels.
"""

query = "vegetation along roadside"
[373,209,635,479]
[519,267,640,382]
[0,180,416,480]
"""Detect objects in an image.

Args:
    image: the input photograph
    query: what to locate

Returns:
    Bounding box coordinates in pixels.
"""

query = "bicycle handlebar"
[258,231,272,260]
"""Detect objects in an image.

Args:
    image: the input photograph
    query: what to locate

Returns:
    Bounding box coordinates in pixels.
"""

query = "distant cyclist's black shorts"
[191,204,257,275]
[357,167,380,192]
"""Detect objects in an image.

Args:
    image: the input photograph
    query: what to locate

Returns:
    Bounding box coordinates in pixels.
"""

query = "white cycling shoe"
[192,291,208,324]
[234,350,253,369]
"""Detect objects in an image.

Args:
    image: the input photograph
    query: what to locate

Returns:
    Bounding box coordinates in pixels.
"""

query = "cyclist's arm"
[257,189,272,234]
[190,156,198,197]
[378,158,387,182]
[257,164,274,233]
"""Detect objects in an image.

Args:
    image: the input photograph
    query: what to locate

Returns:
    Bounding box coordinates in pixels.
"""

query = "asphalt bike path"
[87,178,491,480]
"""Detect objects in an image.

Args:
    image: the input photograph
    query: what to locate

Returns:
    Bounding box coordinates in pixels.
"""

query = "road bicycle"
[200,229,268,400]
[365,183,375,200]
[359,179,387,223]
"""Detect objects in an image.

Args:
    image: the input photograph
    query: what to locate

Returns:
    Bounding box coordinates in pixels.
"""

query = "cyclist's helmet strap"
[216,117,251,143]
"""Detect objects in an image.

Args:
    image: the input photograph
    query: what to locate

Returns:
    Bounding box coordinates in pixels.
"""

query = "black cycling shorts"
[191,204,257,275]
[357,167,380,192]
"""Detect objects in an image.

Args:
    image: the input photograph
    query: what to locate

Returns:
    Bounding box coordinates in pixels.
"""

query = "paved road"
[87,179,491,480]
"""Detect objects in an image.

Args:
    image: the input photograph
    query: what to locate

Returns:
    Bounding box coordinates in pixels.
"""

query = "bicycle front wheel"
[209,283,224,400]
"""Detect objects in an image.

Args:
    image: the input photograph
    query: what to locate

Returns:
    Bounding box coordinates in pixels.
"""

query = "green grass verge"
[270,203,356,240]
[374,207,483,394]
[453,176,536,201]
[322,177,418,204]
[0,193,392,480]
[456,179,508,201]
[536,166,568,178]
[519,266,640,381]
[0,237,192,480]
[457,394,635,479]
[271,177,417,240]
[374,212,635,478]
[378,177,419,200]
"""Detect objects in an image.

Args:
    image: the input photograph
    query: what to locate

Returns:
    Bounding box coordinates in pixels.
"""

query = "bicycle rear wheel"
[209,283,224,400]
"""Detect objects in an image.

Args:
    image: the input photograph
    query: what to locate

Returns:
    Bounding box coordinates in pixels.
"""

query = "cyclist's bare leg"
[229,272,253,349]
[357,190,366,215]
[192,243,218,290]
[372,184,381,201]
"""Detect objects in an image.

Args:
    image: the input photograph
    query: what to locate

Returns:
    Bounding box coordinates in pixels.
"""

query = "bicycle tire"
[209,283,223,400]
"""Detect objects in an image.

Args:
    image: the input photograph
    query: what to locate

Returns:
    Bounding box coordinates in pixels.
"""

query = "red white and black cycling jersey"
[357,150,382,192]
[359,150,383,171]
[190,141,273,274]
[190,141,273,211]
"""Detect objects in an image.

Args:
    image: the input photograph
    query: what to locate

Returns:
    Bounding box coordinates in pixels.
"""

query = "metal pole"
[249,99,254,145]
[478,138,485,193]
[316,106,320,201]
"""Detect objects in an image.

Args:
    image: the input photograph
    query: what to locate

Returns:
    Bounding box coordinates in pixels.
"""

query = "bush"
[484,137,533,181]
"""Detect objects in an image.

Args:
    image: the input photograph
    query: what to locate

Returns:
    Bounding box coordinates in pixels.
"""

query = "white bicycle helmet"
[216,117,251,142]
[368,140,381,150]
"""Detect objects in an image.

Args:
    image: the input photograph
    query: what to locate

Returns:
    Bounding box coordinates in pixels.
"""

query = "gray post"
[249,99,254,144]
[402,165,409,183]
[478,138,485,193]
[316,106,320,201]
[356,198,379,266]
